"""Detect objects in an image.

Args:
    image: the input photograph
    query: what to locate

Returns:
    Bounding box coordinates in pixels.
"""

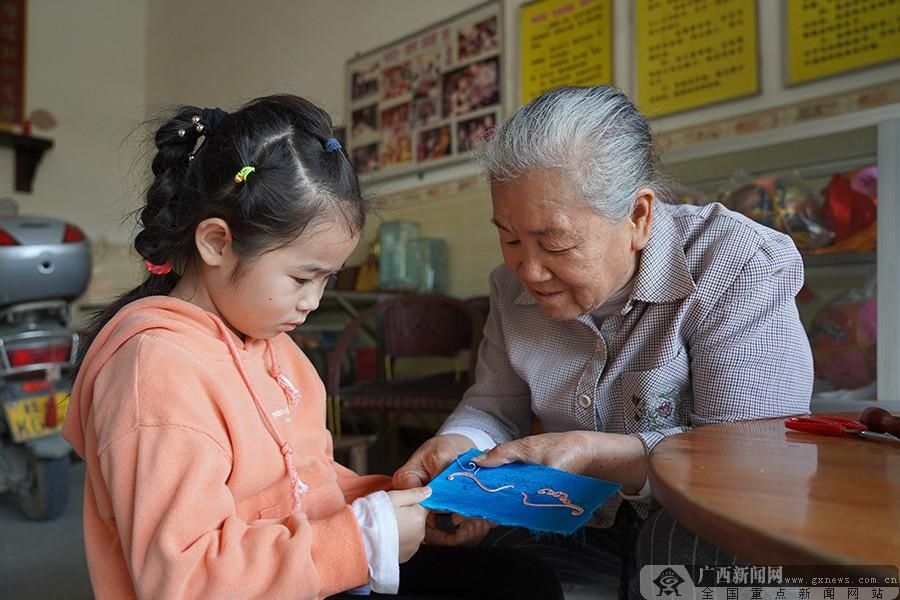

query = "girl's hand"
[387,487,431,563]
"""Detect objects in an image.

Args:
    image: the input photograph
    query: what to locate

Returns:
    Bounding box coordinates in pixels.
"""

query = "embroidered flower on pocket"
[627,387,681,430]
[656,398,674,419]
[619,367,689,432]
[645,388,680,428]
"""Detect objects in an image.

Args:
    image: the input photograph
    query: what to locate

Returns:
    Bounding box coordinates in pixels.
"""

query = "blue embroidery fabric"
[420,449,621,535]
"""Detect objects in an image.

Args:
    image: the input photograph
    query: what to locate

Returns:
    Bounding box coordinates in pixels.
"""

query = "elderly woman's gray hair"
[482,86,666,221]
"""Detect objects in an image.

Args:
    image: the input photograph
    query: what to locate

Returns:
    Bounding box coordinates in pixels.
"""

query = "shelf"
[0,132,54,192]
[303,289,401,342]
[662,114,900,402]
[663,127,877,194]
[323,289,397,304]
[802,251,876,268]
[295,323,345,333]
[320,289,399,320]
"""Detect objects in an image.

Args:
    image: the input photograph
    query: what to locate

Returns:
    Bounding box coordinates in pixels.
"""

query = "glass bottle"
[407,237,448,293]
[378,220,420,290]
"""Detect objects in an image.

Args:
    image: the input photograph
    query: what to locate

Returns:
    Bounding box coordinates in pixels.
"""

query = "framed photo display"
[345,1,502,179]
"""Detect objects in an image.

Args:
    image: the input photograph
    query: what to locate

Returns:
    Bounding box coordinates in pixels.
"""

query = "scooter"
[0,200,90,520]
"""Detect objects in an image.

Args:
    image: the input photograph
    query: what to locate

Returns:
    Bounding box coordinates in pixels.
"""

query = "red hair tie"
[145,260,173,275]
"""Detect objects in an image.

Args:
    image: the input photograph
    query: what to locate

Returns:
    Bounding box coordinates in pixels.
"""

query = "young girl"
[63,95,432,599]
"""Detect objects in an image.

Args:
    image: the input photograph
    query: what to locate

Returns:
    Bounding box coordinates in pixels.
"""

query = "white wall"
[142,1,492,298]
[1,1,487,248]
[379,0,900,194]
[145,0,485,124]
[7,0,900,303]
[5,0,490,308]
[10,0,900,227]
[2,0,147,245]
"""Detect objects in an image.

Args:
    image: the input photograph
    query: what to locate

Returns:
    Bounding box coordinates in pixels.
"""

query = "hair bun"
[200,107,228,134]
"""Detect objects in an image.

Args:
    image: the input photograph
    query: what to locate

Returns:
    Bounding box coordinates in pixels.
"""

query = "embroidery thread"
[447,457,514,494]
[521,488,584,516]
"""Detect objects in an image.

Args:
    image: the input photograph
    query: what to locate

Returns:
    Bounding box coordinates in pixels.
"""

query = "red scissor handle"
[784,416,868,436]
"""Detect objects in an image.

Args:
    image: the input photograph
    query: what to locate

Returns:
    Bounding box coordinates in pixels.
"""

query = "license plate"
[2,392,69,442]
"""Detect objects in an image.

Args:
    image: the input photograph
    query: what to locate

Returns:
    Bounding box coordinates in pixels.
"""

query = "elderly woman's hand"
[392,433,475,490]
[473,431,648,494]
[393,434,493,547]
[424,513,495,547]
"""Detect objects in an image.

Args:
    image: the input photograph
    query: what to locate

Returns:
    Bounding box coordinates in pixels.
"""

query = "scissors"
[784,416,900,443]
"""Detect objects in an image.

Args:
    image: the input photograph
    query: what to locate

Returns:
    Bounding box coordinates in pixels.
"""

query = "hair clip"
[234,165,256,183]
[324,137,342,152]
[177,129,186,137]
[145,260,173,275]
[188,115,205,133]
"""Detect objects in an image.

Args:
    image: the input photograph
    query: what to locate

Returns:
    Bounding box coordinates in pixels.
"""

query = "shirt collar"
[629,202,696,306]
[513,202,696,309]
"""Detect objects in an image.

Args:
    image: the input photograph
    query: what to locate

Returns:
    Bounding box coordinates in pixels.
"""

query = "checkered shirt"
[441,201,813,520]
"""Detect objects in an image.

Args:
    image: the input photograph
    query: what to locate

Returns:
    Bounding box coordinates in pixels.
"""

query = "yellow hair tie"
[234,165,255,183]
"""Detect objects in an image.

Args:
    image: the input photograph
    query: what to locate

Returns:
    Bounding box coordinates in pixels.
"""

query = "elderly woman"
[393,86,812,595]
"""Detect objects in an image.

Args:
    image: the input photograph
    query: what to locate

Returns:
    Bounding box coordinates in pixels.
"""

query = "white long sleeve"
[350,490,399,594]
[439,427,497,452]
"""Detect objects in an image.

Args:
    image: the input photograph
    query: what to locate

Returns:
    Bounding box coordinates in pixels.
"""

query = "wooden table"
[649,413,900,569]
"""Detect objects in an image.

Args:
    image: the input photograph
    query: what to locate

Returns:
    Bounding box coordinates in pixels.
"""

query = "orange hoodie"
[63,296,391,600]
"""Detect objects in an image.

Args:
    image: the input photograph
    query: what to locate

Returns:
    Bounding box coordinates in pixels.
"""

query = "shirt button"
[578,394,593,409]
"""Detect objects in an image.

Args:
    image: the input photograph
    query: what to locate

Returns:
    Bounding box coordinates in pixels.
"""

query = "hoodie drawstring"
[211,317,306,512]
[267,342,302,406]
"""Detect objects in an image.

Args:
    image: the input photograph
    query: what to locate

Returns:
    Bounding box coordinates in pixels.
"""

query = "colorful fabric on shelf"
[821,166,877,244]
[421,449,621,535]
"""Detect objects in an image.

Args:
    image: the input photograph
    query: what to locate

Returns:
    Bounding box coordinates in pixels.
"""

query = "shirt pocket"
[233,478,295,522]
[258,496,295,521]
[617,349,691,432]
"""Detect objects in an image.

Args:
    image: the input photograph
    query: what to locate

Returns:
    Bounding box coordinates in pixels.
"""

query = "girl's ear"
[194,218,234,267]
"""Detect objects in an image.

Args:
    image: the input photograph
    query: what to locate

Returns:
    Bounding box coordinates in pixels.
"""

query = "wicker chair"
[325,293,484,466]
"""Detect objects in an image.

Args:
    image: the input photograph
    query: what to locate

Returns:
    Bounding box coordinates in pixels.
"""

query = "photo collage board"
[346,2,502,179]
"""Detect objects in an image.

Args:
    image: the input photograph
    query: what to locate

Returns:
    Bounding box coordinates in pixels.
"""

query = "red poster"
[0,0,25,126]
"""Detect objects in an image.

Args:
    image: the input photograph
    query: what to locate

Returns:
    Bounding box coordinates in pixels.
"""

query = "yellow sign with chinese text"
[787,0,900,85]
[635,0,759,117]
[520,0,613,105]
